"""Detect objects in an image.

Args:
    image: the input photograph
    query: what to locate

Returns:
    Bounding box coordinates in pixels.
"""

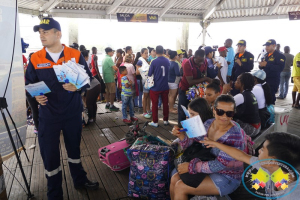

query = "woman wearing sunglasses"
[170,95,247,200]
[223,72,261,137]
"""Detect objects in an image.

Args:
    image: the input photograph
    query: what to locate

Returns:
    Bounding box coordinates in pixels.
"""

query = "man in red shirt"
[178,49,212,124]
[91,47,101,81]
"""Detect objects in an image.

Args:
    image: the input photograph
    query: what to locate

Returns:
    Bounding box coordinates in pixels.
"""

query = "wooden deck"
[3,87,300,200]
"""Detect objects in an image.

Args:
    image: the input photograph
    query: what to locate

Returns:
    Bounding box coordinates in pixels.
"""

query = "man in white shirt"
[215,46,228,85]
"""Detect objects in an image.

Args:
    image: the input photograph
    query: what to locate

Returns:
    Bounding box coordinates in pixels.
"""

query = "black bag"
[174,142,215,188]
[259,107,271,129]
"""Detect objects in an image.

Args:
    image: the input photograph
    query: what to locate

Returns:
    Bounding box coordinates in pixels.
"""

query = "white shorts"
[168,82,178,90]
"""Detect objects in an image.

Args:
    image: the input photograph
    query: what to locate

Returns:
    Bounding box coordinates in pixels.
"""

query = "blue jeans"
[279,71,291,98]
[134,79,143,108]
[122,95,134,119]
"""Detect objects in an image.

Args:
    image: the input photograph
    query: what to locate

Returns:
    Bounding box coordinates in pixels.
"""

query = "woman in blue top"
[168,50,181,114]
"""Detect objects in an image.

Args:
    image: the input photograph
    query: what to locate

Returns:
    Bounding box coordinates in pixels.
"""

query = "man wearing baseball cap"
[259,39,286,104]
[102,47,119,111]
[216,46,229,85]
[25,17,99,200]
[231,40,254,95]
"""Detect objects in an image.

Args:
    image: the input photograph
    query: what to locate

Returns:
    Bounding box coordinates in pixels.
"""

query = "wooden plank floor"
[3,86,300,200]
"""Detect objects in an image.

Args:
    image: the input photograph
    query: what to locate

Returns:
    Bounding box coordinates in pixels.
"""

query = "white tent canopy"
[19,0,300,23]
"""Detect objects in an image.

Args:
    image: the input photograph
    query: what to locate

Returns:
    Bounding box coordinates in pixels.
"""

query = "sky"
[19,13,300,60]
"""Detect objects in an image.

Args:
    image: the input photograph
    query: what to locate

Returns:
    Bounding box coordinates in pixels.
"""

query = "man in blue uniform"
[231,40,254,95]
[259,39,286,104]
[25,18,99,200]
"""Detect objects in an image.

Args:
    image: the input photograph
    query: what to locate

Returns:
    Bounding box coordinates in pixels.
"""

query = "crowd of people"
[23,17,300,200]
[69,38,299,135]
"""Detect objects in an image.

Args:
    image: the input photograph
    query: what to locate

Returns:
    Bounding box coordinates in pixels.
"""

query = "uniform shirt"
[260,50,286,83]
[102,54,115,83]
[226,47,235,76]
[283,53,294,72]
[232,51,254,81]
[25,45,92,120]
[121,76,132,96]
[148,56,170,91]
[292,53,300,77]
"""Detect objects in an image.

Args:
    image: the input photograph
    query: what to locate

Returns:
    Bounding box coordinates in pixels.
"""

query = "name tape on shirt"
[37,63,51,68]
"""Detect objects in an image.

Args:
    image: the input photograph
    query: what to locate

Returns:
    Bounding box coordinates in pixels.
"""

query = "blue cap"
[204,46,216,55]
[33,18,61,32]
[263,39,276,46]
[236,40,246,46]
[252,70,266,80]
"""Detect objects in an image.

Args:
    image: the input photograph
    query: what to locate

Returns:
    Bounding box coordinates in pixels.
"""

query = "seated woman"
[251,70,273,129]
[170,95,246,200]
[223,73,261,137]
[205,79,221,108]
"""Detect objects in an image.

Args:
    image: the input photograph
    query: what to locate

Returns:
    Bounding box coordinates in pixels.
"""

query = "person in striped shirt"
[120,66,138,124]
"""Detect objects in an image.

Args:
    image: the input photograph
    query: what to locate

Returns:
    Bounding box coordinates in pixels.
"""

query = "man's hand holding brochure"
[25,60,91,105]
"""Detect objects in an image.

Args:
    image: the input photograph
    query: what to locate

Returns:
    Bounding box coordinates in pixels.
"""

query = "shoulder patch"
[280,59,284,62]
[250,58,253,60]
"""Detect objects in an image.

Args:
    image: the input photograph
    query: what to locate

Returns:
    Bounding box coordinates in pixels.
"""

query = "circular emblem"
[242,159,299,199]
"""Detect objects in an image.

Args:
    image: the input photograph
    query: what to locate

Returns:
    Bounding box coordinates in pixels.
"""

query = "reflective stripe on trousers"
[45,166,62,177]
[68,158,81,164]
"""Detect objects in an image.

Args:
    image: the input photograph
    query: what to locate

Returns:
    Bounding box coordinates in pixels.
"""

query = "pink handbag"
[98,139,131,171]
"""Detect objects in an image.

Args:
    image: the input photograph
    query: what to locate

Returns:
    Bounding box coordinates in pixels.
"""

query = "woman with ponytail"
[251,70,273,128]
[222,72,261,137]
[135,48,151,118]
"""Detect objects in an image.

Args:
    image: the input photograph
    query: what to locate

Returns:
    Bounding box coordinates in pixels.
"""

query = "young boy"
[201,132,300,199]
[215,46,229,85]
[119,66,138,124]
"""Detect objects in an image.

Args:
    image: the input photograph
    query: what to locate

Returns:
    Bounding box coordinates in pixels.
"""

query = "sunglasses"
[215,108,235,118]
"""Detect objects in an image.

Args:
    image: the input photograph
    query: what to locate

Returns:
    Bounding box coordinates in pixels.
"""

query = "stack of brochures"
[53,61,90,89]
